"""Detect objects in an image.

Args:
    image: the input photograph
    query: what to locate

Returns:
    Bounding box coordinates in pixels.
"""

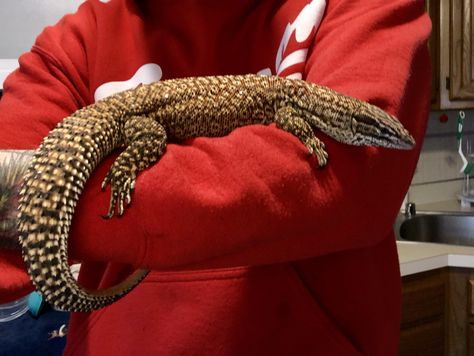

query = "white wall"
[0,0,84,58]
[408,109,474,205]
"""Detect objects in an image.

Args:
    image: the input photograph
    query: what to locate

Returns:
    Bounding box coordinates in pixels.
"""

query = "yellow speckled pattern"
[16,74,415,312]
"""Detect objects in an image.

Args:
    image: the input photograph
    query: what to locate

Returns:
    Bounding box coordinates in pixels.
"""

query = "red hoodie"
[0,0,431,354]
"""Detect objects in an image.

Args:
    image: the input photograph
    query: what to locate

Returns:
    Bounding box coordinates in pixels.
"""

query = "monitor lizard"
[16,74,415,312]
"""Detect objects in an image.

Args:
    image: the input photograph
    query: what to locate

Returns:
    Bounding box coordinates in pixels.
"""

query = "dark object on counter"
[404,202,416,218]
[0,150,34,249]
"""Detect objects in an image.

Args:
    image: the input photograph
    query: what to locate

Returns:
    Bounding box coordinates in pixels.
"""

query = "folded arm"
[70,0,432,270]
[0,0,432,272]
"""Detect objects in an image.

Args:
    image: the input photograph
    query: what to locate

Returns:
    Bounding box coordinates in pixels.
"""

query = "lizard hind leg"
[275,106,328,167]
[101,115,167,218]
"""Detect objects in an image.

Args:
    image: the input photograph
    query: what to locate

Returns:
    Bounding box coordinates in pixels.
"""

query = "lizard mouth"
[397,134,416,149]
[379,125,415,149]
[354,104,416,150]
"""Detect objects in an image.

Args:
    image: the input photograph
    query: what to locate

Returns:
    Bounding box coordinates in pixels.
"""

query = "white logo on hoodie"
[94,63,162,102]
[259,0,326,79]
[93,0,326,101]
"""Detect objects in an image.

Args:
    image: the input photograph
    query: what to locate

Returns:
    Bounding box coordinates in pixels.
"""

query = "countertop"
[397,199,474,276]
[397,241,474,276]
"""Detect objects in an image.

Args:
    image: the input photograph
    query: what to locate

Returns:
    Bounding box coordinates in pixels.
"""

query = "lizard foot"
[101,115,167,218]
[101,152,137,218]
[275,106,329,167]
[304,137,328,167]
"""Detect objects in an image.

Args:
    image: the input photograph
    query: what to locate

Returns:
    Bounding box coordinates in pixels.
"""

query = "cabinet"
[399,269,446,355]
[469,279,474,356]
[427,0,474,109]
[399,268,474,356]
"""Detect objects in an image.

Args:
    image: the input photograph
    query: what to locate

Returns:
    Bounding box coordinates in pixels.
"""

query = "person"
[0,0,431,354]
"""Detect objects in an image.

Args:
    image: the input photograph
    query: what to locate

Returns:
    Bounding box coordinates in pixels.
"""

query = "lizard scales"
[17,74,415,312]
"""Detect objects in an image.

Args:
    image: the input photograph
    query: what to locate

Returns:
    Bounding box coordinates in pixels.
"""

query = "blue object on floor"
[27,291,45,318]
[0,305,69,356]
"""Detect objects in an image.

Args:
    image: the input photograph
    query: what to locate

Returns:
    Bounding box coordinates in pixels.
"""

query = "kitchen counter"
[397,199,474,276]
[397,241,474,276]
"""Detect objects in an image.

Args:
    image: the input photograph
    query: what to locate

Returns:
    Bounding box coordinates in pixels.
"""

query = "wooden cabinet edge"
[400,268,474,356]
[428,0,474,109]
[469,277,474,315]
[470,276,474,356]
[448,0,474,102]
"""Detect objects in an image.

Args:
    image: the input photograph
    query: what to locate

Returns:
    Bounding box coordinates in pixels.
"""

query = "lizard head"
[350,102,415,150]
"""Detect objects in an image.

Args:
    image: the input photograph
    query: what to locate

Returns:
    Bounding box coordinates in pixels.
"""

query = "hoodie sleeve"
[0,0,431,275]
[0,4,93,149]
[0,2,95,302]
[68,0,431,270]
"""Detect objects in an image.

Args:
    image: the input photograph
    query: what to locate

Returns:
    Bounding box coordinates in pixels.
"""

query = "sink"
[398,214,474,247]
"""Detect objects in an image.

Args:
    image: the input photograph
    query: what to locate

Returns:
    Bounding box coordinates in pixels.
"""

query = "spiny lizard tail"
[17,74,415,312]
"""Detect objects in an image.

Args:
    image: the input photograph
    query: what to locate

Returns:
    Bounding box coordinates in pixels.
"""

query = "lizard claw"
[101,163,136,218]
[102,191,118,219]
[305,138,328,168]
[101,177,109,192]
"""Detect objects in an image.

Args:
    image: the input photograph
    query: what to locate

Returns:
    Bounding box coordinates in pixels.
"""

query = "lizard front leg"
[101,115,167,218]
[275,106,328,167]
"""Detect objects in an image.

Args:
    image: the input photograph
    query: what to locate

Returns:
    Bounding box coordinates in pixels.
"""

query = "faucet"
[405,202,416,218]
